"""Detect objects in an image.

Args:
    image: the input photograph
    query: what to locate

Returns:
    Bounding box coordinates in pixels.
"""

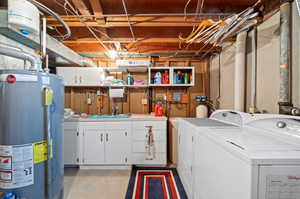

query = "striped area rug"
[125,167,188,199]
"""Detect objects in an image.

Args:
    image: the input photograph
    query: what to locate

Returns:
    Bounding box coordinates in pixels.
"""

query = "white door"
[63,125,80,165]
[56,67,78,86]
[105,130,131,165]
[77,68,102,86]
[82,127,105,164]
[258,165,300,199]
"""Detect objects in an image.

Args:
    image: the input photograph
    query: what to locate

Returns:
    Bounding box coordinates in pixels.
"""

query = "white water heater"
[8,0,40,35]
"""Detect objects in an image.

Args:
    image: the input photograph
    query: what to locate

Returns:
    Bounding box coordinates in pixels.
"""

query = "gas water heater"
[0,70,64,199]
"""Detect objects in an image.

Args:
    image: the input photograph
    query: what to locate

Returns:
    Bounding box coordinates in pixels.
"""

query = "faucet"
[111,106,119,115]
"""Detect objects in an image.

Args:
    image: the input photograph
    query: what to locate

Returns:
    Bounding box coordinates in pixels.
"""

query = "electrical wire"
[121,0,136,41]
[26,0,71,40]
[184,0,193,20]
[58,0,112,54]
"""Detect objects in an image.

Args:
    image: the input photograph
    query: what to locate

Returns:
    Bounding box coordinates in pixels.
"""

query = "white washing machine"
[177,110,253,199]
[192,113,300,199]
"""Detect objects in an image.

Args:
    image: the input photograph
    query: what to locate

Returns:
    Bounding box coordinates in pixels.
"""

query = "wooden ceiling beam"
[89,0,105,24]
[64,43,220,53]
[49,21,201,27]
[46,16,216,23]
[63,38,185,43]
[71,0,91,16]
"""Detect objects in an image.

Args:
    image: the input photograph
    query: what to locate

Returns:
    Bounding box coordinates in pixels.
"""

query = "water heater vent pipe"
[0,43,42,71]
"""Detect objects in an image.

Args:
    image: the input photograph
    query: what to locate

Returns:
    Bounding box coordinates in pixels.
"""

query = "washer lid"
[183,118,237,128]
[205,128,300,163]
[212,128,299,151]
[210,110,254,127]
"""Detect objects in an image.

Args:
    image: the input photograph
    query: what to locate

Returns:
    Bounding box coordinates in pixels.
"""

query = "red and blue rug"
[125,167,188,199]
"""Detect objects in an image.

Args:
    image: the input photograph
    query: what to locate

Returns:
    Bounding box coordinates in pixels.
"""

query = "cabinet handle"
[80,76,82,83]
[125,132,127,136]
[106,133,108,142]
[100,134,103,142]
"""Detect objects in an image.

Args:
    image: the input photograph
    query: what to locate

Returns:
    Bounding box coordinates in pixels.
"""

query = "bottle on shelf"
[184,72,189,84]
[154,100,163,117]
[162,70,169,84]
[154,71,162,84]
[127,73,134,85]
[176,71,183,84]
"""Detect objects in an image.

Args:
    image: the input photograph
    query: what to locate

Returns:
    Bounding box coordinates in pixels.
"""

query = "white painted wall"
[256,12,280,113]
[210,8,300,114]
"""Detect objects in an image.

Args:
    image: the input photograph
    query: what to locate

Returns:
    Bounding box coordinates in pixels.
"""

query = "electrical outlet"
[142,98,148,105]
[87,97,92,105]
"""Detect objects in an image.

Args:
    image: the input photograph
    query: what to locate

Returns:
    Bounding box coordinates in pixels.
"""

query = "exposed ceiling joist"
[46,15,228,22]
[49,21,202,27]
[63,38,183,43]
[62,37,236,44]
[89,0,106,24]
[71,0,91,16]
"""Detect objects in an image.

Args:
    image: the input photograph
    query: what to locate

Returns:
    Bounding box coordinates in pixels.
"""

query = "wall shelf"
[148,66,195,87]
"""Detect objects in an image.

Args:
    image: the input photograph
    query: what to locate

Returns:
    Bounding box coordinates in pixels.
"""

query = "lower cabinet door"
[105,130,131,165]
[64,125,79,165]
[82,128,105,164]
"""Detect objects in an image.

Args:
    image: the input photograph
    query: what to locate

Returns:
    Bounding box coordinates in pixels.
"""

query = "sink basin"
[87,114,131,119]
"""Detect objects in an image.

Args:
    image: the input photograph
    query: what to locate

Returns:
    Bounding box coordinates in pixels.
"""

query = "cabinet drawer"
[133,121,166,130]
[133,129,166,141]
[80,122,105,128]
[132,141,166,153]
[64,122,79,129]
[105,122,131,130]
[132,153,166,165]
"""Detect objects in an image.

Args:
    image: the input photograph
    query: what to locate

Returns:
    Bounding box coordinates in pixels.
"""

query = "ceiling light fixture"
[107,50,119,59]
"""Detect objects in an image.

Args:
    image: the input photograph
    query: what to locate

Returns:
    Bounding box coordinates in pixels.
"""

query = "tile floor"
[64,168,131,199]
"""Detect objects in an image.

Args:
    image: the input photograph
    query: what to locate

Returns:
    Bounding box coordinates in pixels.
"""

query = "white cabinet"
[57,67,78,86]
[105,130,130,164]
[104,122,131,165]
[81,122,131,165]
[63,122,80,165]
[131,121,167,165]
[57,67,105,86]
[82,127,105,164]
[64,120,166,167]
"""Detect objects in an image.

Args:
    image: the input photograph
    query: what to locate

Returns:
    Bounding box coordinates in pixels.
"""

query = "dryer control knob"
[277,121,287,128]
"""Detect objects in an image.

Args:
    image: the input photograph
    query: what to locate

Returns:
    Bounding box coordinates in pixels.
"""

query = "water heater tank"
[8,0,40,35]
[0,70,64,199]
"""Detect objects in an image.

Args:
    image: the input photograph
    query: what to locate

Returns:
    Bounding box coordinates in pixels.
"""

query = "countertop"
[64,114,167,122]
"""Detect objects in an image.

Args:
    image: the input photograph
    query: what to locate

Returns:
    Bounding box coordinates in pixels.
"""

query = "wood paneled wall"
[64,57,210,118]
